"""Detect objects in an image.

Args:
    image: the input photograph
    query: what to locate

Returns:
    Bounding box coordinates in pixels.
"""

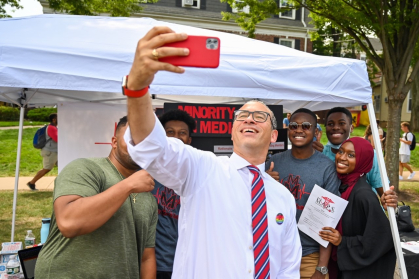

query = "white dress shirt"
[125,115,301,279]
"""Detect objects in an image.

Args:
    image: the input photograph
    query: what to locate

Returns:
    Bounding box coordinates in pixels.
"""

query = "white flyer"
[401,241,419,254]
[297,185,348,248]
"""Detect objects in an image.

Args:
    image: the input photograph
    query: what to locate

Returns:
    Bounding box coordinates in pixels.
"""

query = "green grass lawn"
[0,121,47,127]
[399,181,419,227]
[0,128,58,177]
[0,191,53,244]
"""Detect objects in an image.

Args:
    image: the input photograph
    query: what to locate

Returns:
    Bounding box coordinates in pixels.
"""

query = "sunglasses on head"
[288,122,312,131]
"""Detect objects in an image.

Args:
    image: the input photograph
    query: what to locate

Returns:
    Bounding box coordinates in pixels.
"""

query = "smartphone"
[159,35,220,68]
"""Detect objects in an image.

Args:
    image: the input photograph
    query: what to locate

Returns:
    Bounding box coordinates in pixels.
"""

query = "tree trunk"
[410,71,419,132]
[385,98,404,192]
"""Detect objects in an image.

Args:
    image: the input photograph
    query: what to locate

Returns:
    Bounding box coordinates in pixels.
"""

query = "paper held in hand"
[297,185,348,248]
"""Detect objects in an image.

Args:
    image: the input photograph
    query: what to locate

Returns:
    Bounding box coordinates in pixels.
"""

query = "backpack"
[396,201,415,232]
[404,132,416,151]
[33,125,50,149]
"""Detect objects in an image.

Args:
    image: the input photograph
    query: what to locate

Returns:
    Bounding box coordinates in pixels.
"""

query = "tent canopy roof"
[0,15,372,111]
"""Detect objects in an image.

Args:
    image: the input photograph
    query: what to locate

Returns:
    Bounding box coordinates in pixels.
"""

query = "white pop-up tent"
[0,14,406,278]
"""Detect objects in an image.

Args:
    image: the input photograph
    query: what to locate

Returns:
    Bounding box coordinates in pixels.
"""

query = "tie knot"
[247,165,260,174]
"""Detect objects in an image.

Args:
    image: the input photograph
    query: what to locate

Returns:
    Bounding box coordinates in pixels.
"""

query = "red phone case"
[159,35,220,68]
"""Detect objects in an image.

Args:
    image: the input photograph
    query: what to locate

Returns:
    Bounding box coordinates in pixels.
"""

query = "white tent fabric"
[0,14,371,111]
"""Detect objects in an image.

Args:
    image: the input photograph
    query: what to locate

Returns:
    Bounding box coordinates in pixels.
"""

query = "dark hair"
[116,116,128,134]
[326,107,352,123]
[159,109,196,136]
[291,108,317,126]
[49,113,57,123]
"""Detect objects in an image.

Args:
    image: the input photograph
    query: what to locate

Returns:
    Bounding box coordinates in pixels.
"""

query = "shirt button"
[249,246,252,250]
[248,269,252,273]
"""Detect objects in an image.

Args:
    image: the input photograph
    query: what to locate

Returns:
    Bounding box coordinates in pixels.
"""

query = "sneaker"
[399,175,403,180]
[26,182,38,191]
[408,172,416,180]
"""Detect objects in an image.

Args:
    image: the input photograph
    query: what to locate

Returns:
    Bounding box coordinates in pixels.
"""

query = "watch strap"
[122,75,149,98]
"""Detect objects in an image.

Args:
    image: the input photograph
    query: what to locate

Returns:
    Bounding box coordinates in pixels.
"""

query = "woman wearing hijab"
[319,137,396,279]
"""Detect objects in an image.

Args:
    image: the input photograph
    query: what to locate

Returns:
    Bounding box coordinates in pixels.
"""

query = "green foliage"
[220,0,295,38]
[47,0,157,17]
[0,128,58,177]
[0,106,19,121]
[26,108,57,122]
[0,121,47,127]
[0,0,21,18]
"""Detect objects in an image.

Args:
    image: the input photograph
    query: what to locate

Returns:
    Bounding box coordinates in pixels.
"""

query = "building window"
[279,0,295,19]
[182,0,200,9]
[407,91,412,113]
[232,0,249,13]
[280,39,294,48]
[374,95,381,112]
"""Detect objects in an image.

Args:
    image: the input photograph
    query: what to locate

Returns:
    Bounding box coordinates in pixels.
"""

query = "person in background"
[363,124,374,148]
[399,122,415,180]
[283,112,291,128]
[312,107,398,209]
[314,114,323,142]
[153,109,196,279]
[376,120,385,151]
[267,108,340,279]
[27,113,58,191]
[320,138,396,279]
[35,116,157,279]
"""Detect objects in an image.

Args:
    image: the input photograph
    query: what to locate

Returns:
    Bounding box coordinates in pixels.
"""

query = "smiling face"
[288,112,316,148]
[326,112,353,145]
[164,120,192,145]
[231,101,278,154]
[335,141,356,174]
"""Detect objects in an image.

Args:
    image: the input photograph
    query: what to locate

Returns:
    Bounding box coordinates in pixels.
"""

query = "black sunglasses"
[288,122,312,131]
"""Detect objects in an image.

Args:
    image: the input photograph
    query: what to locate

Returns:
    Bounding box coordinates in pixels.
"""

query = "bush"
[0,106,20,121]
[27,108,57,122]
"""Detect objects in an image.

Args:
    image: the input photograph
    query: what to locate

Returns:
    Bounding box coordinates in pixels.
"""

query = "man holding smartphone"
[122,27,301,279]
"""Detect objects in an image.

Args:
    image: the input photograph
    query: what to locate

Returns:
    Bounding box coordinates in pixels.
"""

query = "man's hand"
[381,186,398,210]
[312,141,324,153]
[266,162,279,182]
[319,227,342,246]
[128,26,189,91]
[125,169,155,193]
[311,270,326,279]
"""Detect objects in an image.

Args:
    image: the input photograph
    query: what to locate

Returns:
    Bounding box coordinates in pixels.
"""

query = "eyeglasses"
[288,122,312,131]
[234,110,272,124]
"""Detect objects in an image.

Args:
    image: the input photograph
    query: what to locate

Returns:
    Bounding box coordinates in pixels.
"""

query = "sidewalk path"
[400,170,419,182]
[0,176,55,191]
[0,125,43,130]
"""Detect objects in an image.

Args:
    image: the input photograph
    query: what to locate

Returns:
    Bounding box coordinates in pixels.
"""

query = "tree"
[410,43,419,132]
[220,0,291,38]
[0,0,21,18]
[47,0,157,17]
[222,0,419,191]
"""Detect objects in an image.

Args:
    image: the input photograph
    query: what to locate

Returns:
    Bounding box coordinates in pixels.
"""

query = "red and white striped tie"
[248,165,270,279]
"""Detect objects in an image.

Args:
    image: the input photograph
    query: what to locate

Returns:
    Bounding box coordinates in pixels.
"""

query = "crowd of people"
[35,27,401,279]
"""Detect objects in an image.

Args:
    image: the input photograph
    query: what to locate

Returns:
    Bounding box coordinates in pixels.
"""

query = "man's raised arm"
[126,27,189,144]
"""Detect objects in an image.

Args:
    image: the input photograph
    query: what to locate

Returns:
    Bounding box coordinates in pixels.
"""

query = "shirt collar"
[230,152,266,173]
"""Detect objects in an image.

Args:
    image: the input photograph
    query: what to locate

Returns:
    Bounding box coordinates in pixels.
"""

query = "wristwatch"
[315,266,328,275]
[121,75,149,98]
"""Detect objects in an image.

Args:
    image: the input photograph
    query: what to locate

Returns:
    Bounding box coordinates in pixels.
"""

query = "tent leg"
[11,106,25,242]
[367,103,408,279]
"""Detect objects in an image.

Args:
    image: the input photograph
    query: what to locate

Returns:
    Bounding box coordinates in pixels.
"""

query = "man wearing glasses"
[123,27,301,279]
[267,108,340,279]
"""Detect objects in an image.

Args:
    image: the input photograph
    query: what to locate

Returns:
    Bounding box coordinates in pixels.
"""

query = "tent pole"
[11,106,25,242]
[367,103,407,279]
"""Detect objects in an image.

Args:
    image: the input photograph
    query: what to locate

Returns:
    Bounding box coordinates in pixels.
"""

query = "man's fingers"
[153,46,190,59]
[142,26,175,42]
[148,32,188,49]
[269,162,274,172]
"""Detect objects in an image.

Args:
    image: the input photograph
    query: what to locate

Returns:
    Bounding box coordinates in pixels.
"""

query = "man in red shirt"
[27,113,58,190]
